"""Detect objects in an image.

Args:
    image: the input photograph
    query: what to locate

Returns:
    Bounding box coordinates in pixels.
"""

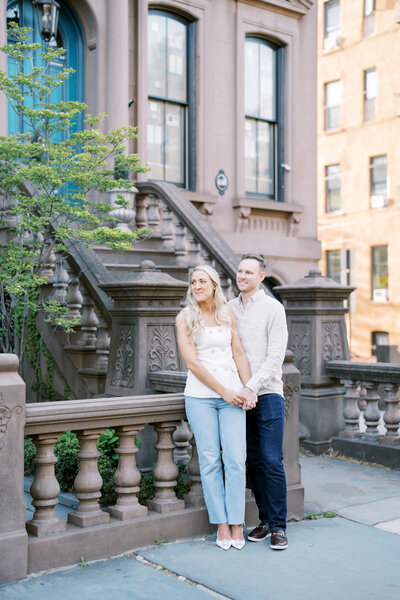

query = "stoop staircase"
[29,180,273,401]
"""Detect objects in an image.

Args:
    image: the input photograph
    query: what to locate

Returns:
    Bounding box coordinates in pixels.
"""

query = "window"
[325,164,341,212]
[244,37,284,200]
[364,68,377,122]
[147,11,195,190]
[371,331,389,357]
[324,1,341,50]
[326,250,341,283]
[363,0,376,37]
[324,80,341,130]
[370,155,387,208]
[371,245,388,302]
[7,0,84,136]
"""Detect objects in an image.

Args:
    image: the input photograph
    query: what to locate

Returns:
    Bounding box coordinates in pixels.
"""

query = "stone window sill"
[232,197,304,234]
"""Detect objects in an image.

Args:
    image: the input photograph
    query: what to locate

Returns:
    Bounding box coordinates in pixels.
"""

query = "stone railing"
[0,351,303,584]
[326,360,400,468]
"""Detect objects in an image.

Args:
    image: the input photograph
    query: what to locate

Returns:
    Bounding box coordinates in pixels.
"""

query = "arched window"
[244,37,284,201]
[147,10,195,189]
[6,0,85,136]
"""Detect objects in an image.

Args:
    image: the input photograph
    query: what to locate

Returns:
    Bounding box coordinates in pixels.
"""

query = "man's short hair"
[240,253,266,273]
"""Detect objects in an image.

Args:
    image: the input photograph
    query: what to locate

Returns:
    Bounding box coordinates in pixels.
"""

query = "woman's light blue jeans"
[185,396,246,525]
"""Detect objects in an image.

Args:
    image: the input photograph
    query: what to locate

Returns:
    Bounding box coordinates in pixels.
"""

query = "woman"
[176,265,253,550]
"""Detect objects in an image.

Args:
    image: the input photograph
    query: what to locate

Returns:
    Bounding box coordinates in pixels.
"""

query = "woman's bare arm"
[229,309,252,386]
[176,311,243,406]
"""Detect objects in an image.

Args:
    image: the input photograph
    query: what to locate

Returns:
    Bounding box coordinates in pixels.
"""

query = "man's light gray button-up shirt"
[229,289,288,396]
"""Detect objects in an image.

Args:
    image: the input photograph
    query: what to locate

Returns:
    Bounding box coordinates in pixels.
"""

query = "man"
[228,254,288,550]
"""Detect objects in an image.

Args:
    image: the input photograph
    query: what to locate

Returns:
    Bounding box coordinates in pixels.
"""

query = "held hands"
[240,386,258,411]
[222,388,245,407]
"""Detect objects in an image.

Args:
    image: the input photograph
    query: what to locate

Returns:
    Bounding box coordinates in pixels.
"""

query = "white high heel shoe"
[231,538,245,550]
[216,538,232,551]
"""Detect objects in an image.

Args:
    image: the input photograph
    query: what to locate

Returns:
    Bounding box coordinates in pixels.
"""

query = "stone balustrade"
[326,360,400,468]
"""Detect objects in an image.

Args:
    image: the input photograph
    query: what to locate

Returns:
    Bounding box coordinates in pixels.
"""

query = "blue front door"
[6,0,85,136]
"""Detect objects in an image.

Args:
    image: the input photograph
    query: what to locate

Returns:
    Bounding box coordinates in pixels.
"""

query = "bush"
[24,437,36,476]
[98,454,118,507]
[54,431,80,492]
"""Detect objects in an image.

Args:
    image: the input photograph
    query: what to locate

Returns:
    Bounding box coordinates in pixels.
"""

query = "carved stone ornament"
[322,322,343,362]
[149,326,179,372]
[290,322,312,376]
[283,384,300,419]
[111,327,135,388]
[0,392,22,452]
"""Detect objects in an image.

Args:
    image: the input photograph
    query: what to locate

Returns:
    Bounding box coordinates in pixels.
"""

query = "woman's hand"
[222,388,244,407]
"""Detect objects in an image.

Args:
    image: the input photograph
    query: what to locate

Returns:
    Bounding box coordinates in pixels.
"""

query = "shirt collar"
[239,288,265,306]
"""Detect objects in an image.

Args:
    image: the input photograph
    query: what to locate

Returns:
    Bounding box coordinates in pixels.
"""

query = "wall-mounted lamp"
[32,0,60,43]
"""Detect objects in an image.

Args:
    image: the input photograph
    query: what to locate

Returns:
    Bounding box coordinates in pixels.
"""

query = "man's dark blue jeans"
[246,392,287,531]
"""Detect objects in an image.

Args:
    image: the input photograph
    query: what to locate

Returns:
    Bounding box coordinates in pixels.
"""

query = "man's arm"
[245,303,288,394]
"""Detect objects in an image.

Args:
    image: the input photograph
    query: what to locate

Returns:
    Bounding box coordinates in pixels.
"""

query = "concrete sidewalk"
[1,455,400,600]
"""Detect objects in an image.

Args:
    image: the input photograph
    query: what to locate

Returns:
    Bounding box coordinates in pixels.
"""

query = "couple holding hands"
[176,255,289,552]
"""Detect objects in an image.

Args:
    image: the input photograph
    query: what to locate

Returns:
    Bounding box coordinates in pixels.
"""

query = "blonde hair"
[184,265,231,342]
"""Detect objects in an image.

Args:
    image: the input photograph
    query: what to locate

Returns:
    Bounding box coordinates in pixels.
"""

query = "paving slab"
[375,518,400,535]
[0,555,212,600]
[301,456,400,515]
[140,518,400,600]
[336,496,400,525]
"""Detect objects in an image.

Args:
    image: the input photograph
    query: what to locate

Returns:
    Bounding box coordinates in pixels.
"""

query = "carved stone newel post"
[0,355,27,584]
[101,260,187,397]
[276,269,354,454]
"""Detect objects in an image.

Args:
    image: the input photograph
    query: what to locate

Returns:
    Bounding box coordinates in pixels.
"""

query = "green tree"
[0,24,148,382]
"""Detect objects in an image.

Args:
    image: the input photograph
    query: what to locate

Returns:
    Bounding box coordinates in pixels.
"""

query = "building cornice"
[239,0,314,17]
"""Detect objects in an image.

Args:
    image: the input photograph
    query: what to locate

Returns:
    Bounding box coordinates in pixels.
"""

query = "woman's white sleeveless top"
[184,325,243,398]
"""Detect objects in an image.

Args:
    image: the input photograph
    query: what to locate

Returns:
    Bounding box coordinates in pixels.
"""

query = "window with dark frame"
[370,155,387,208]
[371,331,389,357]
[324,0,341,50]
[326,249,341,283]
[147,10,195,190]
[325,164,341,212]
[244,37,284,201]
[371,245,388,302]
[324,80,341,130]
[364,68,377,122]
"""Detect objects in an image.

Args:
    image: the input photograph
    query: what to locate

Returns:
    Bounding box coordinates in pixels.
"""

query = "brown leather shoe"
[248,522,270,542]
[270,529,288,550]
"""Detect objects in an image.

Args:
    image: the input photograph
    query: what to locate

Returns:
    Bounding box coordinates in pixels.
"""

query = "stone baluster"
[66,275,83,320]
[173,420,192,464]
[135,193,149,229]
[200,246,215,267]
[68,430,110,526]
[173,217,189,266]
[146,422,185,513]
[26,433,67,536]
[361,381,381,438]
[338,379,361,438]
[184,434,205,507]
[219,271,234,301]
[358,383,367,411]
[146,193,161,233]
[108,426,148,520]
[381,383,400,445]
[187,232,203,268]
[108,187,136,232]
[95,317,110,370]
[77,295,98,347]
[41,246,56,281]
[52,258,69,304]
[160,202,175,249]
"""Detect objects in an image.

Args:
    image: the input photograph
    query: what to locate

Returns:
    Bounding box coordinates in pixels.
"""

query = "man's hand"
[241,386,257,410]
